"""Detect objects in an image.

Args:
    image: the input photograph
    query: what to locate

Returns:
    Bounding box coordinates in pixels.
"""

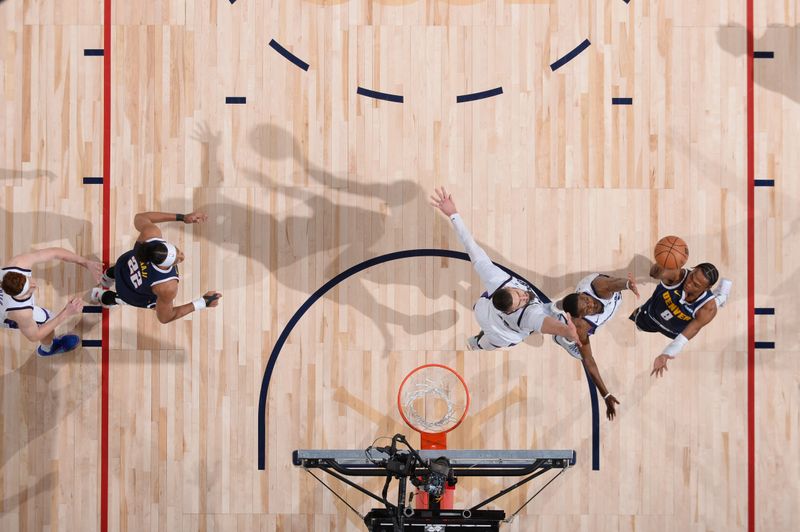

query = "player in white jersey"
[430,188,579,350]
[1,248,102,356]
[553,273,640,420]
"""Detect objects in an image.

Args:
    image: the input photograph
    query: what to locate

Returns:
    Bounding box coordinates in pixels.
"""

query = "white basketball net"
[399,366,468,434]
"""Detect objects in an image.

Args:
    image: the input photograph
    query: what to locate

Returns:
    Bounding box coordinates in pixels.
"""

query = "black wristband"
[176,213,185,222]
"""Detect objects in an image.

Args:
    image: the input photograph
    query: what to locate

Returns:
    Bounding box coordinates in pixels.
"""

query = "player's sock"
[100,267,115,288]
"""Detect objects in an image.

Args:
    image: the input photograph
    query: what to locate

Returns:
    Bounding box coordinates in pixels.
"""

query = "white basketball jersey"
[576,273,623,335]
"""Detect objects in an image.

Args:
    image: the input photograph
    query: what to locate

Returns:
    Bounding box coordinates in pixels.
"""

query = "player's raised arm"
[133,211,208,240]
[651,299,718,378]
[430,187,508,292]
[577,334,619,420]
[9,247,103,283]
[592,273,640,299]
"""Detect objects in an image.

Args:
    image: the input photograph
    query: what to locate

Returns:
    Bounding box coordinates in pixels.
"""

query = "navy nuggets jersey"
[630,269,715,338]
[115,239,179,308]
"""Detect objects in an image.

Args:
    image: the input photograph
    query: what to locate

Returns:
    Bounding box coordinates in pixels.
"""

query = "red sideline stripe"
[746,0,755,531]
[101,0,111,531]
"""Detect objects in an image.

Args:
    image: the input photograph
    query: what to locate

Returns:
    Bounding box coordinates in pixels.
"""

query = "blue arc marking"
[268,39,310,71]
[457,87,503,103]
[257,249,601,471]
[550,39,591,71]
[356,86,404,103]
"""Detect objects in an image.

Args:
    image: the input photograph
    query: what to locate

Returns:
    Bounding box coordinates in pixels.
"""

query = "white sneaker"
[713,278,733,308]
[466,335,480,351]
[90,287,117,308]
[553,334,582,360]
[100,271,115,289]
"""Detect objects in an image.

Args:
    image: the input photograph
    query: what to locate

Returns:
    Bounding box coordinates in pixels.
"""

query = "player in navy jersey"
[630,262,731,377]
[556,273,640,420]
[91,211,221,323]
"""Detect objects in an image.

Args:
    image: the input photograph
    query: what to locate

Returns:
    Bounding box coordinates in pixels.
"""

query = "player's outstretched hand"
[627,272,640,298]
[604,395,620,420]
[564,313,580,344]
[84,260,105,283]
[430,187,458,217]
[202,291,222,308]
[184,212,208,224]
[650,354,670,377]
[64,297,85,316]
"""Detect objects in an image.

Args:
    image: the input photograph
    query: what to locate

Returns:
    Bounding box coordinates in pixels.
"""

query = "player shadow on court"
[247,124,428,202]
[0,208,95,257]
[717,24,800,103]
[190,123,458,351]
[192,122,654,351]
[0,472,55,516]
[245,124,654,347]
[0,352,98,526]
[0,168,57,181]
[0,352,99,469]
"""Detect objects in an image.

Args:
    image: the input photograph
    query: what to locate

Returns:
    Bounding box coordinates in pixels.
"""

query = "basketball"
[654,236,689,269]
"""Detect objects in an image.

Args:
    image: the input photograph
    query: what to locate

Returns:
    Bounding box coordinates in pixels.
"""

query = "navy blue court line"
[83,177,103,184]
[83,306,102,314]
[456,87,503,103]
[754,308,774,315]
[225,97,246,104]
[84,49,104,56]
[754,341,775,349]
[356,87,404,103]
[754,51,774,59]
[268,39,310,71]
[612,97,633,105]
[583,365,601,470]
[754,179,774,186]
[550,39,591,71]
[257,249,601,471]
[82,339,102,347]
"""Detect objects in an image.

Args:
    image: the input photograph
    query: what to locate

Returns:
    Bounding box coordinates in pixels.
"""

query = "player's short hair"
[1,272,27,296]
[694,263,719,287]
[561,293,581,318]
[491,288,514,312]
[135,241,169,265]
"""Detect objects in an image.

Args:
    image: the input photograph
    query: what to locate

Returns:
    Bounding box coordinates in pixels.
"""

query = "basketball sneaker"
[37,334,80,357]
[90,287,121,307]
[100,269,115,289]
[553,334,582,359]
[466,335,480,351]
[551,311,582,359]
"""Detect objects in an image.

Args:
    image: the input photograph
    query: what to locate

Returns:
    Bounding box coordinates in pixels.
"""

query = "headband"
[155,241,178,269]
[0,270,31,297]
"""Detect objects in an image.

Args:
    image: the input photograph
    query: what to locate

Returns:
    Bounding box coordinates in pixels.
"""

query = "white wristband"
[191,298,207,311]
[662,333,689,358]
[603,392,612,400]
